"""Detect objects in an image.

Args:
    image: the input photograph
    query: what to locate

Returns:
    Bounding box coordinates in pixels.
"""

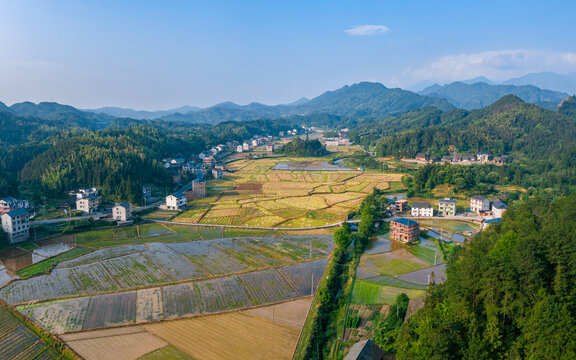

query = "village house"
[170,158,185,166]
[411,202,434,217]
[415,153,428,162]
[492,201,508,218]
[203,156,215,168]
[73,188,98,199]
[76,195,99,213]
[212,168,223,179]
[265,144,274,152]
[112,202,132,222]
[142,186,152,204]
[438,198,457,216]
[210,148,218,155]
[242,142,250,151]
[477,153,490,162]
[181,161,196,173]
[390,218,420,243]
[251,139,259,147]
[1,209,30,244]
[165,192,187,210]
[470,195,491,214]
[0,197,30,215]
[215,163,225,171]
[236,145,244,153]
[390,199,408,213]
[192,179,206,198]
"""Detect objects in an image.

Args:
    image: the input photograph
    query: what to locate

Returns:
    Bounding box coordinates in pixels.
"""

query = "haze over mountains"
[2,73,575,128]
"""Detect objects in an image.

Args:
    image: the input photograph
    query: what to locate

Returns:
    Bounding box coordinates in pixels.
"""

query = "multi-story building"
[390,218,419,243]
[212,168,223,179]
[76,195,99,213]
[411,202,434,217]
[492,201,508,218]
[165,192,187,210]
[74,188,98,200]
[192,179,206,198]
[393,199,408,213]
[0,197,30,215]
[470,195,490,214]
[438,198,457,216]
[1,209,30,244]
[112,202,132,221]
[203,156,215,168]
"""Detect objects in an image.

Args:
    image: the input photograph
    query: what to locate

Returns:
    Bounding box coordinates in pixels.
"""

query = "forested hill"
[160,82,454,123]
[419,81,569,110]
[360,95,576,161]
[397,193,576,359]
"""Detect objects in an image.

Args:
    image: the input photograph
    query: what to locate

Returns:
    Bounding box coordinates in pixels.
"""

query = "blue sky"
[0,0,575,109]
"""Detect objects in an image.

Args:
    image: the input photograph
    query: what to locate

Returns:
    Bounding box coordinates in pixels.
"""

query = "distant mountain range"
[87,82,453,123]
[419,82,570,110]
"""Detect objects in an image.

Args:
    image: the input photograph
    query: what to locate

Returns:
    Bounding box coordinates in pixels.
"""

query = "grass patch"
[139,346,193,360]
[351,280,426,304]
[362,275,427,290]
[17,247,93,278]
[407,245,438,265]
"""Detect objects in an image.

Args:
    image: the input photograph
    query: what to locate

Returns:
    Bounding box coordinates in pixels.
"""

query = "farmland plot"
[194,275,255,313]
[17,297,90,334]
[56,244,146,268]
[276,258,328,296]
[209,238,281,267]
[136,288,164,323]
[238,269,298,305]
[71,262,119,294]
[141,243,206,281]
[167,242,250,275]
[83,292,137,329]
[139,223,173,237]
[102,253,172,288]
[0,267,81,304]
[161,283,202,319]
[280,235,334,253]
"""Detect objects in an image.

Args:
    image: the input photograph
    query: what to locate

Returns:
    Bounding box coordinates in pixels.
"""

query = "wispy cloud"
[401,49,576,85]
[345,25,389,36]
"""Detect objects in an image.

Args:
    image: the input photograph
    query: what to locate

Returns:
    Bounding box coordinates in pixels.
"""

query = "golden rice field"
[174,157,403,228]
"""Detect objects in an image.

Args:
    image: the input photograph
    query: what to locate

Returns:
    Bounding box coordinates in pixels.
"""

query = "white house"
[242,142,250,151]
[76,195,99,213]
[74,188,98,200]
[1,209,30,244]
[492,201,508,218]
[165,192,187,210]
[470,195,490,214]
[236,145,244,153]
[112,202,132,221]
[411,202,434,217]
[212,168,223,179]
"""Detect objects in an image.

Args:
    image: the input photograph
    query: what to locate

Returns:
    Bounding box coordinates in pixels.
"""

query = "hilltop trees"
[396,193,576,359]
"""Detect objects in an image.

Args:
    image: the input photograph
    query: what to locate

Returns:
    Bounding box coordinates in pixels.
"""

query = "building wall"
[1,213,30,244]
[411,207,434,217]
[438,203,456,216]
[390,221,419,243]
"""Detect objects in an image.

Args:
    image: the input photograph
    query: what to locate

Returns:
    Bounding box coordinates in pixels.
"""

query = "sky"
[0,0,575,109]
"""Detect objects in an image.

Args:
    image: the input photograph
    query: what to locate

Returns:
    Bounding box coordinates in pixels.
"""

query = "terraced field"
[15,259,328,334]
[172,156,404,228]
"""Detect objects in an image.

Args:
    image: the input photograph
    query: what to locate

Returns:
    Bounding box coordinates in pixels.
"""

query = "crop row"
[17,259,328,333]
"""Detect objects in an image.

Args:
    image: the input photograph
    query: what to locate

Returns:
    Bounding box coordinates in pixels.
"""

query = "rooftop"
[344,339,385,360]
[4,208,28,217]
[393,217,418,226]
[412,202,431,208]
[493,201,507,209]
[471,195,489,201]
[115,202,131,208]
[439,199,457,204]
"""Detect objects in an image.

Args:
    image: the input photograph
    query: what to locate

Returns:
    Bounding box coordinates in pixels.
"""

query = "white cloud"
[401,49,576,85]
[345,25,390,36]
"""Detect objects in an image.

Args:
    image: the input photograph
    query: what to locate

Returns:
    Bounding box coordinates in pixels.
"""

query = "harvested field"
[276,258,327,296]
[144,312,300,360]
[61,326,168,360]
[194,275,254,313]
[0,267,81,304]
[83,291,136,329]
[161,283,201,319]
[140,243,205,281]
[241,297,312,330]
[56,245,146,268]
